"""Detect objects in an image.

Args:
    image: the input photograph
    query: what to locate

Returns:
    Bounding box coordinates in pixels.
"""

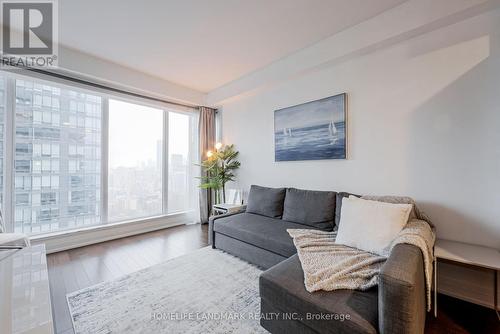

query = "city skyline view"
[3,75,198,235]
[108,99,163,169]
[108,99,196,221]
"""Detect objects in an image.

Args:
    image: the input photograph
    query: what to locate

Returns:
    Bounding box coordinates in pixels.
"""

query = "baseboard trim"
[31,213,194,254]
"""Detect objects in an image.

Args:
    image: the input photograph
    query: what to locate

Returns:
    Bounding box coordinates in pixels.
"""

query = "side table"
[0,244,54,333]
[434,239,500,320]
[212,203,246,215]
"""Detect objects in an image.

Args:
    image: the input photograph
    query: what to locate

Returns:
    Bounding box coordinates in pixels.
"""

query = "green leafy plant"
[199,143,240,204]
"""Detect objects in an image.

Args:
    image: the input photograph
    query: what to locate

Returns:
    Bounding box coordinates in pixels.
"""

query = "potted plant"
[199,143,240,204]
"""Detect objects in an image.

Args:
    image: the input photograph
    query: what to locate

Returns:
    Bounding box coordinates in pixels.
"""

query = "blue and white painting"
[274,93,346,161]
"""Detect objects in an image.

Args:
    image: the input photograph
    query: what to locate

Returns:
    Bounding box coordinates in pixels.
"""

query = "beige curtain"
[198,107,216,223]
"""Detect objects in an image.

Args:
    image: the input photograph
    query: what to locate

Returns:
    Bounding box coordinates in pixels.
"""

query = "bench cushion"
[213,213,310,257]
[260,255,378,334]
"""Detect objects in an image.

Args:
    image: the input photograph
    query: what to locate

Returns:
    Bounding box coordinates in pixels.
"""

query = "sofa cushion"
[213,212,311,257]
[260,254,378,334]
[282,188,336,231]
[246,185,286,218]
[336,197,412,255]
[361,195,418,221]
[214,233,287,269]
[335,191,361,228]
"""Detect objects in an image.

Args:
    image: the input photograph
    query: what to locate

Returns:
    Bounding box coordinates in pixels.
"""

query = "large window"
[14,80,102,233]
[108,99,163,222]
[0,72,199,235]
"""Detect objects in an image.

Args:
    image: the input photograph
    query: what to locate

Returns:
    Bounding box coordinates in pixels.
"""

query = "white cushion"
[335,196,412,255]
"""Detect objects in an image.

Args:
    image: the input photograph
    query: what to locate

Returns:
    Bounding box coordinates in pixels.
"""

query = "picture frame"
[274,93,347,161]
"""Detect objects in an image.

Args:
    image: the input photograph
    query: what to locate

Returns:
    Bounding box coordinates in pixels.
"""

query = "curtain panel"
[198,107,216,223]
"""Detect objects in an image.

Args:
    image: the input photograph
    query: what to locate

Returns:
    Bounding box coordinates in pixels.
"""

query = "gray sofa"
[209,185,426,334]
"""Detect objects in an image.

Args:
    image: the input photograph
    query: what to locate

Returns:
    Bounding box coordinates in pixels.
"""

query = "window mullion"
[101,98,109,224]
[4,77,16,232]
[162,111,169,214]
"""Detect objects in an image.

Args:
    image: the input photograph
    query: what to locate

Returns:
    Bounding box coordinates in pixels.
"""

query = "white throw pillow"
[335,196,412,255]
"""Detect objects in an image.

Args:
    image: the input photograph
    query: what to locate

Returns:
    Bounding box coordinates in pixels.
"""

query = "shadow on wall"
[408,29,500,248]
[419,201,500,245]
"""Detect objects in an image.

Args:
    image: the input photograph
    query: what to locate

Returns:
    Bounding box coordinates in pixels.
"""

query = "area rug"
[67,247,267,333]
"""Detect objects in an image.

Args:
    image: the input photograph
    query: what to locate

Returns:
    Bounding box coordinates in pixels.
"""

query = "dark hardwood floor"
[47,223,209,334]
[47,223,498,334]
[426,294,499,334]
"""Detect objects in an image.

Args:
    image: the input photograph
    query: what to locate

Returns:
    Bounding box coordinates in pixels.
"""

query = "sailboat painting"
[274,93,346,161]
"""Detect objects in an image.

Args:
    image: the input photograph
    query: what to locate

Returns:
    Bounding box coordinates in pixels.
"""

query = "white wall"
[220,10,500,248]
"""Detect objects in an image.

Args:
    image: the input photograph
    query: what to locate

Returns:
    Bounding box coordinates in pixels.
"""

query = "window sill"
[30,211,197,254]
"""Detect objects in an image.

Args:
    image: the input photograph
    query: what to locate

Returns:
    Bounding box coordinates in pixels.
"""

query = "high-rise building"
[13,79,102,234]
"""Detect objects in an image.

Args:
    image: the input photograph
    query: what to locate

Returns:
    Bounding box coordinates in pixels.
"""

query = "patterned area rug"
[67,247,267,334]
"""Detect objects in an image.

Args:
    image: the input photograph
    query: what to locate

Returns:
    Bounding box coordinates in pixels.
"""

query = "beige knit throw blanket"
[288,219,435,311]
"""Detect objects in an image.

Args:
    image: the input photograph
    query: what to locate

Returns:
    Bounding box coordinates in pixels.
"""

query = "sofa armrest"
[208,208,247,248]
[378,243,426,334]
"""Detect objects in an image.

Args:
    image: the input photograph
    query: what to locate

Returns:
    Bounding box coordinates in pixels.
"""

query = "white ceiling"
[59,0,406,93]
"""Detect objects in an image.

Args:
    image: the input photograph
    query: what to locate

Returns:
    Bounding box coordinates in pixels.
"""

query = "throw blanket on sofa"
[288,219,435,311]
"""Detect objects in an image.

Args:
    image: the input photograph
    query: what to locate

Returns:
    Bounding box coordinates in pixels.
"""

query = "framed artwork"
[274,93,347,161]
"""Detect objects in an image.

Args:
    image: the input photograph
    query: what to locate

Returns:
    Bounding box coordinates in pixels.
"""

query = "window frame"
[0,69,199,235]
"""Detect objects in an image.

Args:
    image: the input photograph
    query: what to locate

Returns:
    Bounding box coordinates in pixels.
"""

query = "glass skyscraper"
[14,79,102,234]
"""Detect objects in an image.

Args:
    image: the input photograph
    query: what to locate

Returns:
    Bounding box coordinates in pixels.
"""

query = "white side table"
[434,239,500,320]
[0,244,54,333]
[212,203,246,215]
